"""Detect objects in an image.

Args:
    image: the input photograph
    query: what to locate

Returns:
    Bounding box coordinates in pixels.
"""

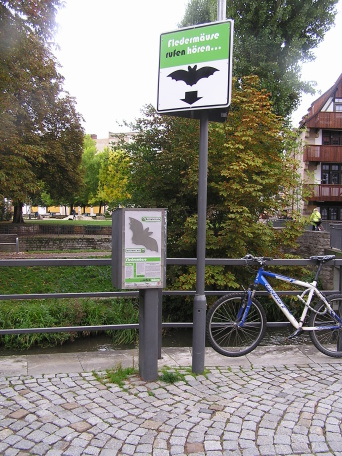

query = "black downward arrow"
[181,91,202,105]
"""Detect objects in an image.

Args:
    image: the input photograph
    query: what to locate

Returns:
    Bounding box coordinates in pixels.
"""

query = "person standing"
[310,207,322,231]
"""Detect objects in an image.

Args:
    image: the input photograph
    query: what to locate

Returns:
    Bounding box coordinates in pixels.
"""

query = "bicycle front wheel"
[206,293,267,357]
[309,294,342,358]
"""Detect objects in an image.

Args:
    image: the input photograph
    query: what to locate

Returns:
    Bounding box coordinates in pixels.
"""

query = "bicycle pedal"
[286,328,303,340]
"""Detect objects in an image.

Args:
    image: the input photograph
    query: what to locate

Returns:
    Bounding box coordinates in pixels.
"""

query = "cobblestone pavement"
[1,360,342,456]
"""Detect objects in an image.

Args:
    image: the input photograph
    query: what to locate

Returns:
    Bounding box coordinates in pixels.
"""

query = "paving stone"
[13,438,35,450]
[31,442,54,455]
[1,352,342,456]
[83,447,100,455]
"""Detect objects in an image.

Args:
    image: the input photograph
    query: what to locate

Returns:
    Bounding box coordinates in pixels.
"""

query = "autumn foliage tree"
[182,76,304,263]
[122,77,306,291]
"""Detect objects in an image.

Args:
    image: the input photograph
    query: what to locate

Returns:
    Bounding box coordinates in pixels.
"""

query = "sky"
[55,0,342,139]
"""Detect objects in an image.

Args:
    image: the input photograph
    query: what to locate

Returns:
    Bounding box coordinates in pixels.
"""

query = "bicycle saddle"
[310,255,335,263]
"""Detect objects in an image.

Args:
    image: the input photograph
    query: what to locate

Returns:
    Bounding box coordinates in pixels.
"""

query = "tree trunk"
[13,202,24,223]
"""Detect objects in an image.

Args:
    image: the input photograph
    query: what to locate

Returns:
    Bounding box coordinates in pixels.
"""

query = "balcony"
[305,112,342,129]
[306,184,342,202]
[304,145,342,162]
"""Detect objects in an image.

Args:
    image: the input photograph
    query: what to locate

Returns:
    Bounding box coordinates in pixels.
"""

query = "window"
[335,98,342,112]
[321,208,328,220]
[320,207,342,221]
[321,164,342,184]
[322,130,342,145]
[330,208,338,220]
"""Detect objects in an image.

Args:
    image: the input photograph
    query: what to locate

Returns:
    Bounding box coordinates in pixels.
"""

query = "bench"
[0,234,19,253]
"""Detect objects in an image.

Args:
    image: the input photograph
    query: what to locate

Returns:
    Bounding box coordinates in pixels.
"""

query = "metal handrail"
[0,257,340,336]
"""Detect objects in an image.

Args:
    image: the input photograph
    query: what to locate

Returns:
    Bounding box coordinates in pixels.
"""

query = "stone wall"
[290,231,337,290]
[292,231,331,257]
[19,231,331,254]
[0,224,112,236]
[19,236,112,252]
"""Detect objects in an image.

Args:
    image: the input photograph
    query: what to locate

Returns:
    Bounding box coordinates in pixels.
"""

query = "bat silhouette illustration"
[167,65,218,86]
[129,217,158,252]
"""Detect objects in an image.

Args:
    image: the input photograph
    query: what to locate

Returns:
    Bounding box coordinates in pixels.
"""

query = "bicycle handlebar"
[243,253,336,266]
[242,254,272,266]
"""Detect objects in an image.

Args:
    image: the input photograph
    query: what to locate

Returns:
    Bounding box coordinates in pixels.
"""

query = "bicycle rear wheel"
[309,294,342,358]
[206,292,267,357]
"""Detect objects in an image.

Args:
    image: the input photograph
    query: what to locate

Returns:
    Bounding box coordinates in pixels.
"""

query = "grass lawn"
[23,219,112,226]
[0,264,114,294]
[0,261,139,350]
[0,218,139,350]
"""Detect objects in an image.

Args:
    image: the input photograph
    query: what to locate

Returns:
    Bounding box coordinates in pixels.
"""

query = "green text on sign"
[160,21,231,69]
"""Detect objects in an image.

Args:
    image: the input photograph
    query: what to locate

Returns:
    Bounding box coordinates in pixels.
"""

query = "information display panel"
[112,208,167,289]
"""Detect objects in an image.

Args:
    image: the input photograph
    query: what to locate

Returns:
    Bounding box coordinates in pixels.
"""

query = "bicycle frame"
[240,267,342,331]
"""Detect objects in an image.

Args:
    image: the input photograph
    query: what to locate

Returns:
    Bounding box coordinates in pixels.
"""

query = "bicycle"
[313,222,324,231]
[206,254,342,358]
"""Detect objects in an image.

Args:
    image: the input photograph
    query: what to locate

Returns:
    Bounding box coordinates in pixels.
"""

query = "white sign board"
[157,20,233,115]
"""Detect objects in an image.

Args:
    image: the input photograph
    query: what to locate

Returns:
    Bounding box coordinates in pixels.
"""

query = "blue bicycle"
[206,254,342,357]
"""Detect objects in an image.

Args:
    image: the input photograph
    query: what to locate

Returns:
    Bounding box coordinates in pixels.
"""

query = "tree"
[0,0,84,222]
[122,77,306,291]
[185,76,305,258]
[97,148,132,210]
[37,95,84,205]
[118,106,201,253]
[180,0,338,118]
[76,135,103,213]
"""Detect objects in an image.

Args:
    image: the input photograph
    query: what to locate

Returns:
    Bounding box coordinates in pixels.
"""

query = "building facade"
[91,131,137,152]
[300,73,342,220]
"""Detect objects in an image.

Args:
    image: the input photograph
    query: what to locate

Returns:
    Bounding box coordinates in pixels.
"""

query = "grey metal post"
[192,111,209,374]
[139,289,159,381]
[192,0,227,373]
[217,0,227,20]
[158,288,162,359]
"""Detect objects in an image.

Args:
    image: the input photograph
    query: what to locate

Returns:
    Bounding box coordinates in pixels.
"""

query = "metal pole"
[192,0,227,374]
[217,0,227,21]
[192,111,209,374]
[158,288,162,359]
[139,289,159,381]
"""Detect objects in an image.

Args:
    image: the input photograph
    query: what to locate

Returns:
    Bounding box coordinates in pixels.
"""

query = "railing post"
[158,288,162,359]
[333,260,342,294]
[139,289,159,381]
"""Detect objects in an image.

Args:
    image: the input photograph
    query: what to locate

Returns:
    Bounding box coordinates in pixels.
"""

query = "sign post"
[192,110,209,373]
[112,208,167,381]
[157,14,233,374]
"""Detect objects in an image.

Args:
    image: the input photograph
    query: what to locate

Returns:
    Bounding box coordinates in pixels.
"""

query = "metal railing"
[0,257,341,337]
